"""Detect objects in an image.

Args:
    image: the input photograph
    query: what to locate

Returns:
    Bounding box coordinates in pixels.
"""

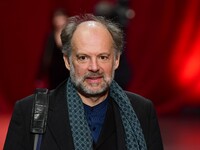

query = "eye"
[99,55,109,61]
[77,55,88,62]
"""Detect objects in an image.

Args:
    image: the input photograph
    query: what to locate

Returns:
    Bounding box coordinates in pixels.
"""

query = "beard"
[69,64,115,98]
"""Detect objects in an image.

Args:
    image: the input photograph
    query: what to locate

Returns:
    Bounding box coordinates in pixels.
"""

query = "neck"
[78,92,108,107]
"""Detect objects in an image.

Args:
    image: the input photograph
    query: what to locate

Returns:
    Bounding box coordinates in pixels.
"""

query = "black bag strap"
[30,88,49,134]
[30,88,49,150]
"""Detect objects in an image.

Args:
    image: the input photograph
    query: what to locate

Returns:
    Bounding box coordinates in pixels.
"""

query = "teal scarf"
[66,78,147,150]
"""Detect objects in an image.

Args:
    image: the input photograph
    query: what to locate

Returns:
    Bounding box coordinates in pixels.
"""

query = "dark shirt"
[84,98,109,143]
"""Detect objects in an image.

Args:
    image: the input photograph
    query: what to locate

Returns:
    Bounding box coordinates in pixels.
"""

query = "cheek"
[73,63,88,76]
[102,63,115,75]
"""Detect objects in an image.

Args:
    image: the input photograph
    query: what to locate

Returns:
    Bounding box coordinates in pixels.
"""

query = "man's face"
[64,21,120,97]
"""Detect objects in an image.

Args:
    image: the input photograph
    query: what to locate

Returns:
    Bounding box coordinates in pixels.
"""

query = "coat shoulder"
[124,91,155,128]
[125,91,152,107]
[14,94,35,112]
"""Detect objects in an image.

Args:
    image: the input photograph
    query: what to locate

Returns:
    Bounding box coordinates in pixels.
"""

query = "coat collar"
[47,80,74,149]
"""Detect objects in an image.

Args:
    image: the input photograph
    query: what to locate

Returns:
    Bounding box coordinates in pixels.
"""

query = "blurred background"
[0,0,200,149]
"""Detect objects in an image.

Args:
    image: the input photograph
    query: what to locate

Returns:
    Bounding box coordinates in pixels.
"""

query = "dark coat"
[4,81,163,150]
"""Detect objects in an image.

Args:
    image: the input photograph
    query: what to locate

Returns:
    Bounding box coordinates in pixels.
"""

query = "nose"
[88,58,99,72]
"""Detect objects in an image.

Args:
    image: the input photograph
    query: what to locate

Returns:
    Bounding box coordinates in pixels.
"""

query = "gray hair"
[61,14,124,58]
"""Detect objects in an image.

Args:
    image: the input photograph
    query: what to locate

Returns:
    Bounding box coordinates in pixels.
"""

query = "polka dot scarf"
[66,78,147,150]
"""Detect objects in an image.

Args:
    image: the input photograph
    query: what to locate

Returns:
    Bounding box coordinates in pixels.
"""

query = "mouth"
[85,76,103,84]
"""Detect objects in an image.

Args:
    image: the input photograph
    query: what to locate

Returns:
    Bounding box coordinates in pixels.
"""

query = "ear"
[114,53,120,70]
[63,55,70,70]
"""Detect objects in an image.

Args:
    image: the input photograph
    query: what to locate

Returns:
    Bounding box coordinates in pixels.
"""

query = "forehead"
[74,21,111,37]
[78,21,105,29]
[86,21,97,27]
[71,21,114,54]
[72,21,113,43]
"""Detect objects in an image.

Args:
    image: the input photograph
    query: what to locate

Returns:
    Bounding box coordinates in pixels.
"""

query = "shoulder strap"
[30,88,49,134]
[30,88,49,150]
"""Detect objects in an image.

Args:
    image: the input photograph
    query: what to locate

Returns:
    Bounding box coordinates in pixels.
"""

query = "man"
[4,14,163,150]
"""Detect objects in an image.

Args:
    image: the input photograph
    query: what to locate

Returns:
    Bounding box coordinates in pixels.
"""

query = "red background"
[0,0,200,115]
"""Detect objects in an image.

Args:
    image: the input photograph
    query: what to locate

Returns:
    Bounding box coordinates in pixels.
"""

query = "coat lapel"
[95,99,126,150]
[95,100,116,148]
[47,82,74,149]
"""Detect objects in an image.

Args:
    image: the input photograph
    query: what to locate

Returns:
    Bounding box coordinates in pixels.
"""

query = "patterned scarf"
[66,78,147,150]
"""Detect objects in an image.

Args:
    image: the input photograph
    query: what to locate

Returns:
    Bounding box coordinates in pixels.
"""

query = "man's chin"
[74,81,110,97]
[84,92,107,98]
[79,87,108,98]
